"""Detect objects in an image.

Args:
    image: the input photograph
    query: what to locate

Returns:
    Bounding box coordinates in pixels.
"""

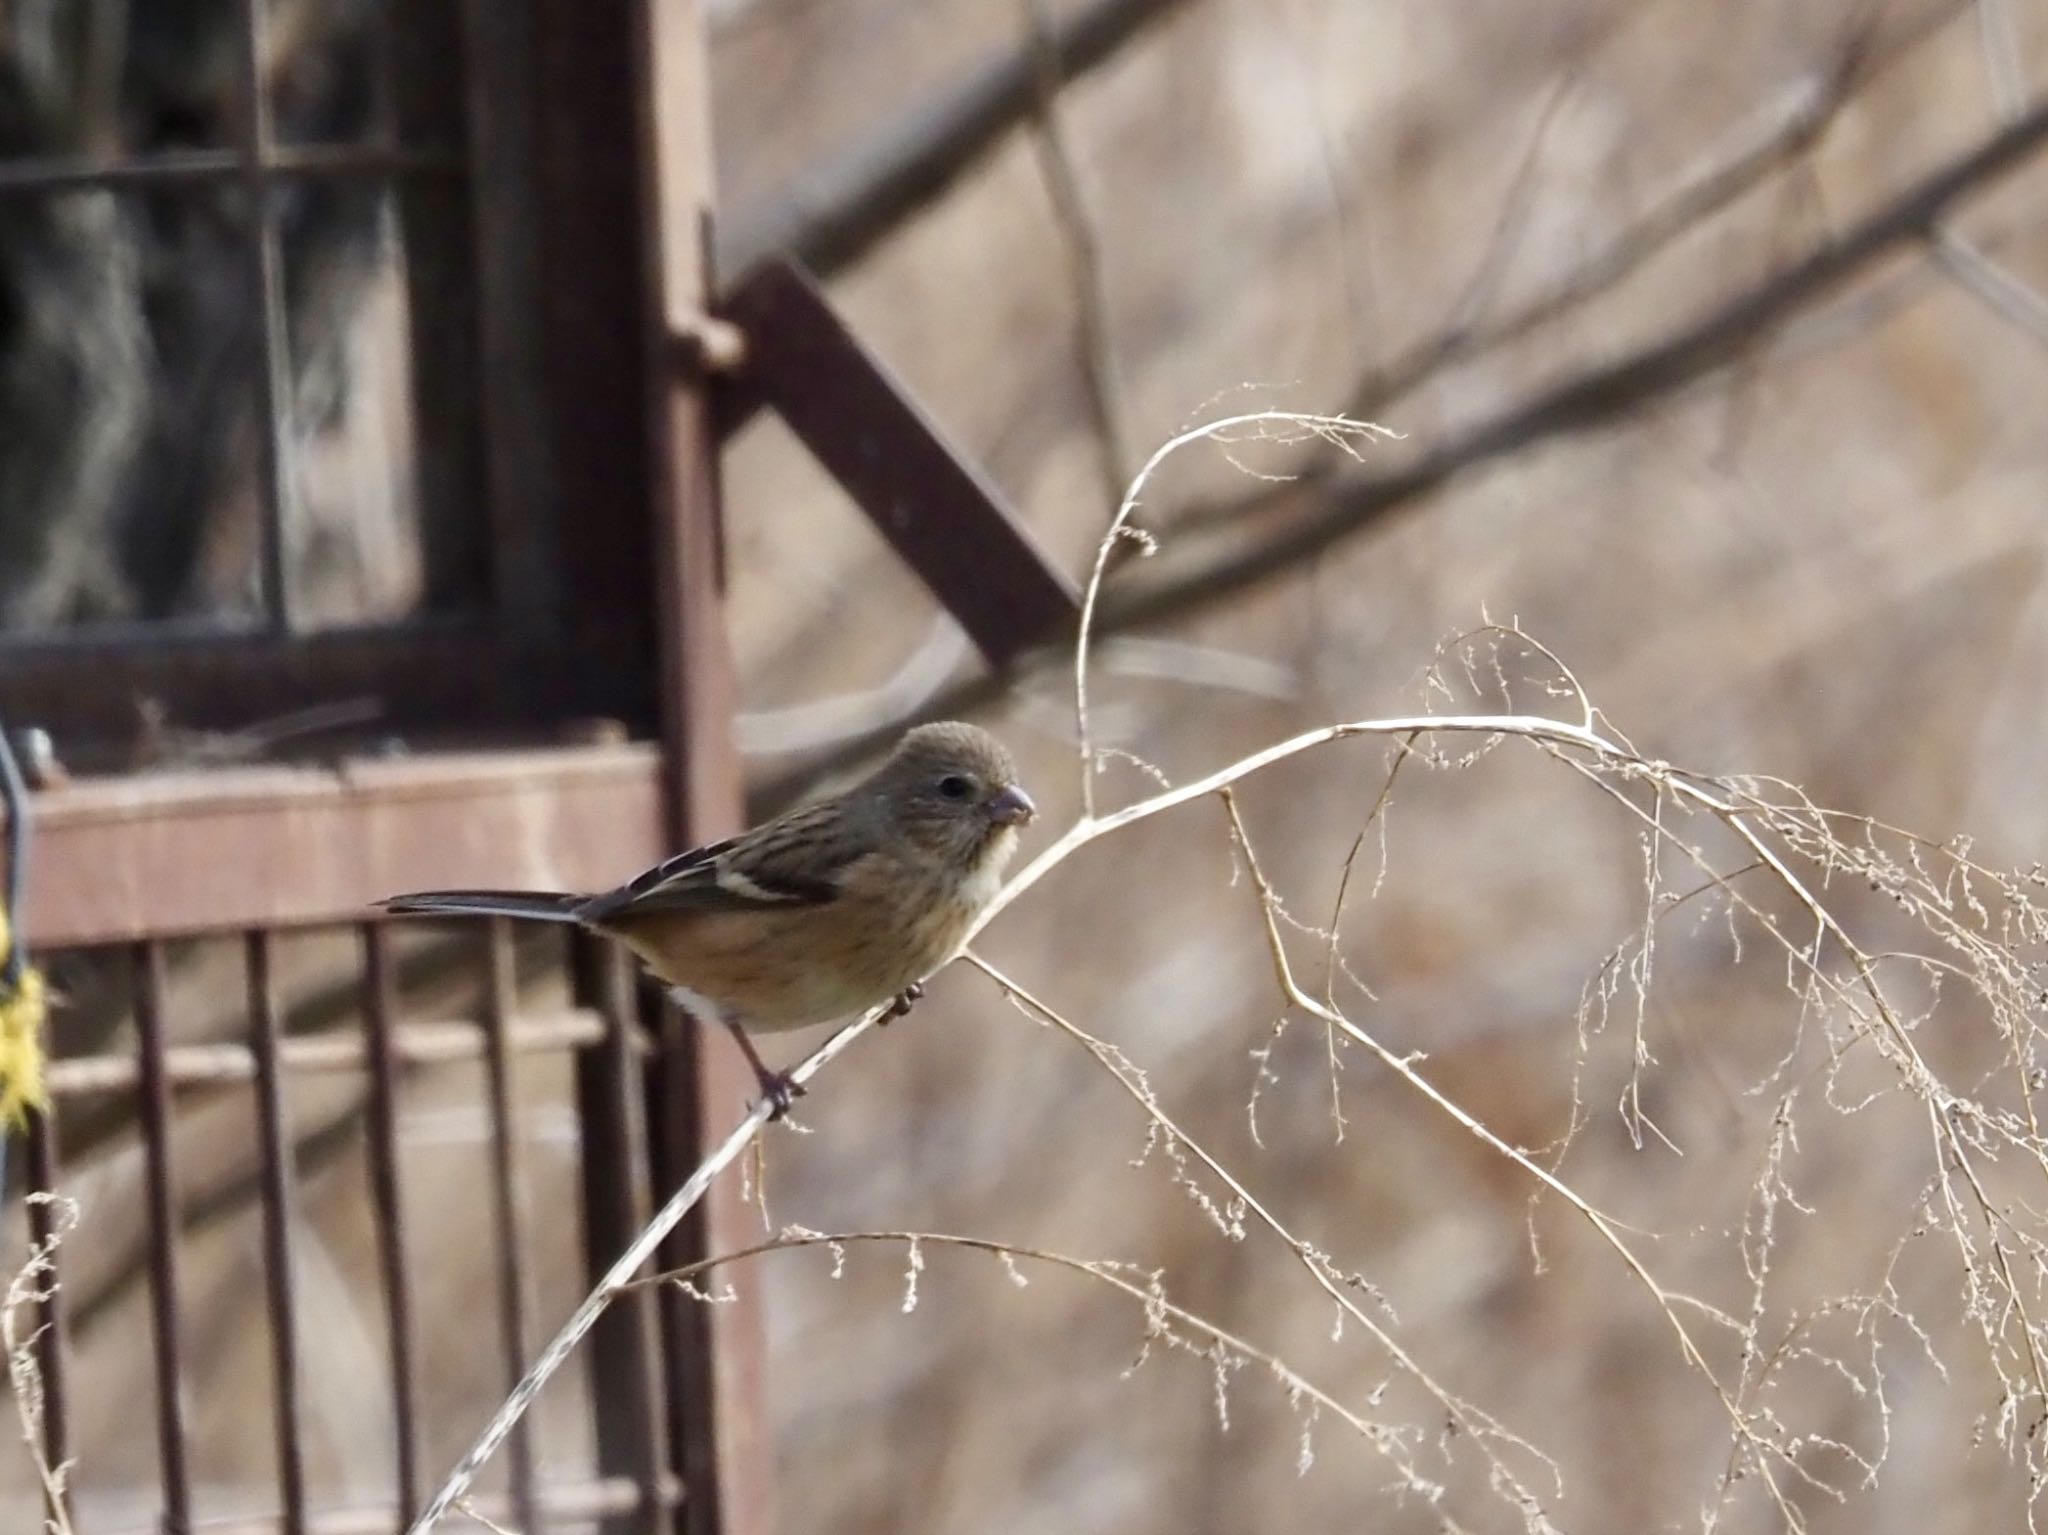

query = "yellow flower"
[0,905,48,1130]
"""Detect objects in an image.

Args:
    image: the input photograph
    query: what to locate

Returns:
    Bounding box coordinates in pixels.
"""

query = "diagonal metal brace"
[699,258,1079,670]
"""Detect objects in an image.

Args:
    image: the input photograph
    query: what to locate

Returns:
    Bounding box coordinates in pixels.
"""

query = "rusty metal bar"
[632,2,768,1529]
[714,258,1079,670]
[645,990,766,1535]
[10,744,664,949]
[23,1107,71,1527]
[388,0,492,612]
[135,940,195,1530]
[458,0,557,626]
[96,1473,681,1535]
[235,0,302,630]
[572,935,670,1535]
[362,923,423,1515]
[248,931,310,1535]
[45,1008,611,1095]
[481,918,543,1535]
[523,0,675,676]
[0,144,466,196]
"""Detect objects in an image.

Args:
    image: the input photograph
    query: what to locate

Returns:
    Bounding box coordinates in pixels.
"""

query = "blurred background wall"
[6,1,2048,1532]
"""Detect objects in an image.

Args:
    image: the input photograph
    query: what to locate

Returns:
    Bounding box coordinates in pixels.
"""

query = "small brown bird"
[379,721,1034,1113]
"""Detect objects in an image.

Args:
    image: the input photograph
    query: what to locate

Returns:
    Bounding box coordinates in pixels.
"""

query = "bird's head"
[869,721,1035,872]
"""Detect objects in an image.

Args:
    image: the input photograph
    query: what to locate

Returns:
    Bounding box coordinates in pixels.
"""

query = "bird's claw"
[878,982,925,1027]
[755,1068,807,1122]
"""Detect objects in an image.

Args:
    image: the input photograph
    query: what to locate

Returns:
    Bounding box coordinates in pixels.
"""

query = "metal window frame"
[0,0,637,756]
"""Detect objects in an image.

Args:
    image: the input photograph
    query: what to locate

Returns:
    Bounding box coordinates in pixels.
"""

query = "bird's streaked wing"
[580,802,850,921]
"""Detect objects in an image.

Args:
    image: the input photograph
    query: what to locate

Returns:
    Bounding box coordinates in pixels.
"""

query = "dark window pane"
[268,0,467,152]
[0,3,244,164]
[277,175,487,628]
[0,187,265,634]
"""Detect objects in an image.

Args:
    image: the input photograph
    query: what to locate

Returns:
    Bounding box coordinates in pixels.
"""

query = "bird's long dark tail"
[377,890,587,923]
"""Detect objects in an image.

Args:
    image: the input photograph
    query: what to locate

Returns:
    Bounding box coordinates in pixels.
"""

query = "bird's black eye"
[936,774,974,800]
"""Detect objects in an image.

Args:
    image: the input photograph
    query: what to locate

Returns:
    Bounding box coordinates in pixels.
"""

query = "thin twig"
[403,997,893,1535]
[1216,797,1813,1522]
[1333,3,1967,426]
[748,69,2044,818]
[1975,0,2029,121]
[1070,413,1397,817]
[1930,227,2048,354]
[718,0,1201,276]
[968,951,1565,1520]
[1113,94,2048,634]
[630,1228,1476,1526]
[1021,0,1139,510]
[5,1192,79,1535]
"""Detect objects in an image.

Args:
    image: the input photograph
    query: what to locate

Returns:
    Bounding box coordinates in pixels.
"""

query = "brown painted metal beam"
[634,2,772,1531]
[7,745,665,948]
[713,257,1079,670]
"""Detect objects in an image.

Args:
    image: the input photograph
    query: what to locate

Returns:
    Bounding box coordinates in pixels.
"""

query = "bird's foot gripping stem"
[722,1014,806,1121]
[878,981,925,1027]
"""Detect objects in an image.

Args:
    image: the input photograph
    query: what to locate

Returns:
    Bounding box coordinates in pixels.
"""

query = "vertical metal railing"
[631,3,764,1531]
[249,931,311,1535]
[134,942,194,1530]
[17,924,717,1534]
[479,919,542,1535]
[362,924,424,1518]
[572,936,674,1535]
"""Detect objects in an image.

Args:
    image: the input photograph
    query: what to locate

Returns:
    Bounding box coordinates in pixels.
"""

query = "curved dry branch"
[630,1228,1477,1527]
[410,384,2048,1526]
[412,650,2048,1530]
[966,953,1565,1524]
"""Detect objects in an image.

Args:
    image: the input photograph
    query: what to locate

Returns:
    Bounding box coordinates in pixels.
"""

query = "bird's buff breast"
[613,859,1000,1031]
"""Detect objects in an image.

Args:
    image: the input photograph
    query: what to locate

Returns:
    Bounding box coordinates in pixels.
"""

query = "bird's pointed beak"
[987,783,1036,826]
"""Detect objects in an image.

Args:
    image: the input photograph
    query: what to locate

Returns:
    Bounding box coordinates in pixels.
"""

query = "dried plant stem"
[405,705,1628,1533]
[1547,749,2048,1426]
[1212,794,1817,1524]
[410,690,2048,1531]
[6,1193,79,1535]
[630,1228,1474,1525]
[1071,412,1399,817]
[403,999,892,1535]
[1021,0,1139,508]
[966,952,1563,1517]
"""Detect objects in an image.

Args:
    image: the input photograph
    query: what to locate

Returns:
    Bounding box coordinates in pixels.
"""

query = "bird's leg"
[878,981,925,1027]
[721,1013,804,1120]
